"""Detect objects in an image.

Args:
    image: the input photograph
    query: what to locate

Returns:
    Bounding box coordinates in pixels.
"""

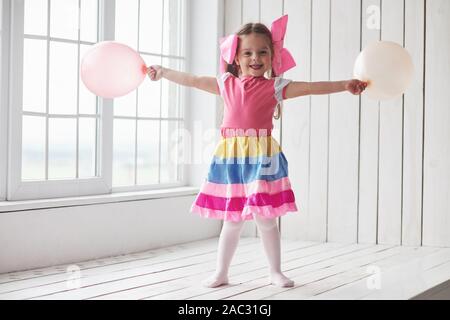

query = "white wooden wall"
[223,0,450,247]
[423,0,450,247]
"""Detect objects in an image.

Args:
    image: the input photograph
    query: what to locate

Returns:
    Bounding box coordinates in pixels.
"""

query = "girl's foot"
[270,272,294,287]
[201,273,229,288]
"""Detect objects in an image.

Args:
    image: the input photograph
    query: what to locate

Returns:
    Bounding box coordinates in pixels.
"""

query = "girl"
[147,15,367,289]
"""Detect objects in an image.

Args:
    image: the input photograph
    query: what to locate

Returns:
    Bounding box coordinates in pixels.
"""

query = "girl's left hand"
[345,79,368,95]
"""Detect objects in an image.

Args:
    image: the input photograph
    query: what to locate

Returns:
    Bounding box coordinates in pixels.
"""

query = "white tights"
[202,214,294,288]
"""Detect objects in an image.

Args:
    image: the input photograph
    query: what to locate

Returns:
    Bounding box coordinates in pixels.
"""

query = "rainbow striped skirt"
[190,129,299,222]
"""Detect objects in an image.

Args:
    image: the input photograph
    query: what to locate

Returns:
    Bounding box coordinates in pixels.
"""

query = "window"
[113,0,185,191]
[4,0,187,200]
[21,0,99,181]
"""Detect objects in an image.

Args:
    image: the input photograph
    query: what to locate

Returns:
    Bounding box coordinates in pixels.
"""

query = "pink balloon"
[80,41,147,99]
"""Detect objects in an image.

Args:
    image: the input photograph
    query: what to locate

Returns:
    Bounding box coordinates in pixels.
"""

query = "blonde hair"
[225,22,282,120]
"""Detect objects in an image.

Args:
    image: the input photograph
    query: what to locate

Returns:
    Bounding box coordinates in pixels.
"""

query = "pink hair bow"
[219,34,238,74]
[270,15,296,75]
[219,14,296,75]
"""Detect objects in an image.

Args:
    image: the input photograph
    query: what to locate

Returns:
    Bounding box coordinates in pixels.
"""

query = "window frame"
[111,0,187,192]
[0,0,8,201]
[4,0,188,201]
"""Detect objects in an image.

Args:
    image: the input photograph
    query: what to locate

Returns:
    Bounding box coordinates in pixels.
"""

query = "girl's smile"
[249,63,263,70]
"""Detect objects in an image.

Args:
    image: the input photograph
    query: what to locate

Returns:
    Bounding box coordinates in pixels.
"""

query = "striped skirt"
[190,129,299,222]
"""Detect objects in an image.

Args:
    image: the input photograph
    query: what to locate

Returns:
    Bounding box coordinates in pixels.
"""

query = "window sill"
[0,186,200,213]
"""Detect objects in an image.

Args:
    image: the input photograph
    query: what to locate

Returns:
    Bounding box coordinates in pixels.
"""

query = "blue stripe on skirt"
[207,152,289,184]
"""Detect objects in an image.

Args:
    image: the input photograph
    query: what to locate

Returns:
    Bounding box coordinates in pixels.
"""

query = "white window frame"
[3,0,188,201]
[6,0,112,200]
[111,0,187,193]
[0,0,8,201]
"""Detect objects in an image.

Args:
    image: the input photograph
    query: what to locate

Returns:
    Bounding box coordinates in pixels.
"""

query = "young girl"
[147,15,367,288]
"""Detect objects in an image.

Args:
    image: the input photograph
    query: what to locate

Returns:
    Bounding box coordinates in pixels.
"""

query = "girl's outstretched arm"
[284,79,367,99]
[147,65,219,95]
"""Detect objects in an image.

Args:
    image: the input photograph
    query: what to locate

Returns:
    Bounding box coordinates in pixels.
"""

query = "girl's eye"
[260,51,268,55]
[244,52,251,56]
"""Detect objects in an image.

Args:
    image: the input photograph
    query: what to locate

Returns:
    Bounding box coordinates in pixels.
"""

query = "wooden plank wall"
[223,0,448,247]
[422,0,450,247]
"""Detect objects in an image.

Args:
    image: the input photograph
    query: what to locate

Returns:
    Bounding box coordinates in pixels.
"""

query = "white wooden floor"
[0,237,449,300]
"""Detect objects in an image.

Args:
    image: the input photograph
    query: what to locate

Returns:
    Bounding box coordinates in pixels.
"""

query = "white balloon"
[353,41,414,101]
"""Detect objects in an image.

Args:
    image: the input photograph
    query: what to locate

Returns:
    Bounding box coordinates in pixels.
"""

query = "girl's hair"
[226,22,282,120]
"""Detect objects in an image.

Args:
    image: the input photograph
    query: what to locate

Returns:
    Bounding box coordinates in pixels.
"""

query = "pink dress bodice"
[216,73,291,136]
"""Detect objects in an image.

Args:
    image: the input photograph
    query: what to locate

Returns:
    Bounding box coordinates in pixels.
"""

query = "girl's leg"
[253,214,294,287]
[202,219,245,288]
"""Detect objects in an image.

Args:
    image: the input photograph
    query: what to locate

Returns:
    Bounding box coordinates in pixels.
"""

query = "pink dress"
[190,72,299,221]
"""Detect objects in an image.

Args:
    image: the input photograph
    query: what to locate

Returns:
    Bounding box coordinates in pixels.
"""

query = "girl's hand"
[345,79,368,95]
[147,65,163,81]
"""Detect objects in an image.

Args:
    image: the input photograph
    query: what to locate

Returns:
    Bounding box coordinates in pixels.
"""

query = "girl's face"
[235,33,272,77]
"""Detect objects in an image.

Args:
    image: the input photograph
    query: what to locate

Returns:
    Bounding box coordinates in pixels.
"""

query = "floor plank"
[309,246,446,300]
[145,242,349,300]
[0,238,448,300]
[30,239,317,300]
[0,237,251,285]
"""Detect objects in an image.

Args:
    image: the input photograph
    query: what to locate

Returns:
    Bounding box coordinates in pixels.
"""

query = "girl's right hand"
[147,65,162,81]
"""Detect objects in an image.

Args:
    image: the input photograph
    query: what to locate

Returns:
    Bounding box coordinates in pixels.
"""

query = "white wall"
[224,0,450,247]
[422,0,450,247]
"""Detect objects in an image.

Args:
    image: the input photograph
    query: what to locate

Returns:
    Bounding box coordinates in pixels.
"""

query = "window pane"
[113,119,136,186]
[163,0,183,56]
[115,0,138,49]
[138,54,161,117]
[161,58,182,118]
[49,41,78,115]
[24,0,47,36]
[22,116,46,180]
[113,91,137,117]
[48,118,76,179]
[160,120,180,183]
[23,39,47,113]
[79,117,97,178]
[139,0,162,54]
[80,0,98,42]
[79,44,97,115]
[50,0,79,40]
[137,120,159,185]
